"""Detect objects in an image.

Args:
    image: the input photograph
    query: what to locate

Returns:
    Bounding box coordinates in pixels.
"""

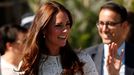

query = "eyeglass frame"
[96,21,122,29]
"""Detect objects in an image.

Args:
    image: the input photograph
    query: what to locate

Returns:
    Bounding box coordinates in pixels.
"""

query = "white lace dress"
[38,51,98,75]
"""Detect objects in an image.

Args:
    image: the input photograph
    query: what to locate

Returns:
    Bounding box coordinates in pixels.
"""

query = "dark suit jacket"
[84,42,134,75]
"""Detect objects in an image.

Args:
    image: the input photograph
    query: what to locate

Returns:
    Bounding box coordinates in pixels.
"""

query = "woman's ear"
[6,42,12,49]
[43,34,45,38]
[43,30,46,38]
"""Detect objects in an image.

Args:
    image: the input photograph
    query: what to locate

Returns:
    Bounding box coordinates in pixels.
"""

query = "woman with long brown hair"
[19,1,98,75]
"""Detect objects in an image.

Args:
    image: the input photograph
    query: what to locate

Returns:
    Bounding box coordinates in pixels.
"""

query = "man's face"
[97,9,126,45]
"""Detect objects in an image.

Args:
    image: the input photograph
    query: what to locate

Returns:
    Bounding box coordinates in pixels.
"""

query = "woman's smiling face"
[45,11,71,48]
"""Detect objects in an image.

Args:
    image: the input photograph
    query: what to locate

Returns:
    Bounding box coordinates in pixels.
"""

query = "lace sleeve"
[77,51,99,75]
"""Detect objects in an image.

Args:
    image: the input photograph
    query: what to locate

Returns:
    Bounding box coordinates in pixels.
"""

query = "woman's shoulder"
[77,51,93,63]
[76,50,99,75]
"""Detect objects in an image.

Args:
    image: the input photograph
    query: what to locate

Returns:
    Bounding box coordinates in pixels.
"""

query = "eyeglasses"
[96,21,121,29]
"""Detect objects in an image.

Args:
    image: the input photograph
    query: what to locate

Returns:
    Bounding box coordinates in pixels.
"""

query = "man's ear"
[122,21,130,40]
[124,21,130,33]
[122,21,129,28]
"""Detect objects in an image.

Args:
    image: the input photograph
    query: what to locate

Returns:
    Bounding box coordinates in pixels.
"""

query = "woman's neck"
[49,47,60,56]
[46,44,60,56]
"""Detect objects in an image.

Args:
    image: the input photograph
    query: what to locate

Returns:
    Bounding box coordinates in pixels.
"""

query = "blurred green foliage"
[27,0,134,49]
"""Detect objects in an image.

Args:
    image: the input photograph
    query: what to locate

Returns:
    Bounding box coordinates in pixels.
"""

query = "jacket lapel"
[94,44,104,75]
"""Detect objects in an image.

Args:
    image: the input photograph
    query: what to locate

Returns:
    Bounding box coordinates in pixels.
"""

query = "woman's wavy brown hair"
[20,1,84,75]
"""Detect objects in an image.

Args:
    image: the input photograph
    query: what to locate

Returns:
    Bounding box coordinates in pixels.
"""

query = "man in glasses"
[84,1,134,75]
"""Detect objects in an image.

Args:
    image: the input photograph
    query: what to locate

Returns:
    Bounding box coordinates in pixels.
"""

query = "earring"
[43,35,45,38]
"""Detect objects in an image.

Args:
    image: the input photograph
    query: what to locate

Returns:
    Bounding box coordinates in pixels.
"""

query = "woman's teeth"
[58,36,66,39]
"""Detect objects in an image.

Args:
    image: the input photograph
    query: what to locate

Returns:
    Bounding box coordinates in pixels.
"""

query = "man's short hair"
[99,1,127,22]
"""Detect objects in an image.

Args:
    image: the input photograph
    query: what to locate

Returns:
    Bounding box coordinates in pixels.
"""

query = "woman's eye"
[66,23,71,27]
[55,24,64,28]
[55,23,71,29]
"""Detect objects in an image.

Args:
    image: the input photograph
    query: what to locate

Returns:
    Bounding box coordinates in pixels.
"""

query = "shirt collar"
[104,41,125,57]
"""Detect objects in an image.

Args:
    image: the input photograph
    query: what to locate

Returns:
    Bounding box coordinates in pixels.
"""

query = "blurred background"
[0,0,134,49]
